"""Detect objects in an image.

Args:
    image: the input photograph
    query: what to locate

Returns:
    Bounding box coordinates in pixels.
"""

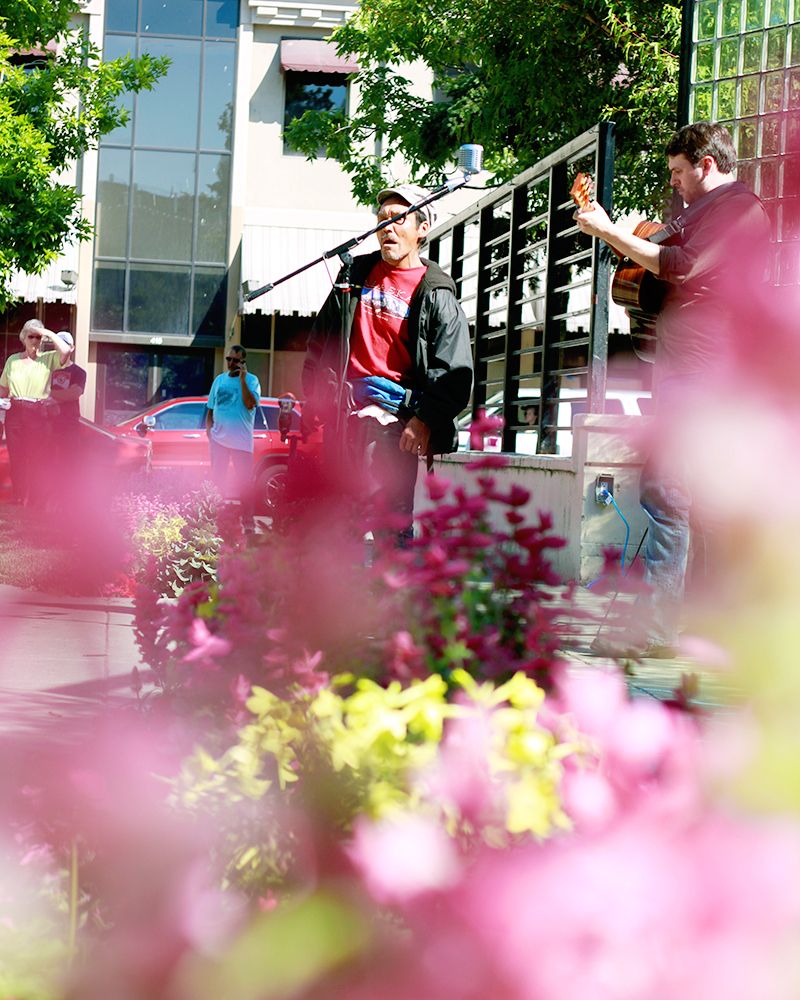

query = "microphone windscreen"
[457,144,484,175]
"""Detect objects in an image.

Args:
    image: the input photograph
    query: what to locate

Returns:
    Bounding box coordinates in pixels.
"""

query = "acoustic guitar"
[570,172,667,323]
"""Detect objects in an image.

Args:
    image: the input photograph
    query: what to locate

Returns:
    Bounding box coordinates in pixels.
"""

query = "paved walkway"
[0,577,733,735]
[0,584,145,739]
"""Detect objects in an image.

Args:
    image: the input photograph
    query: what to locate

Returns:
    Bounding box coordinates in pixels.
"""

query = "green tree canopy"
[285,0,681,216]
[0,0,167,307]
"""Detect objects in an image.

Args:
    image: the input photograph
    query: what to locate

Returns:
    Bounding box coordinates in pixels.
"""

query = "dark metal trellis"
[428,122,616,455]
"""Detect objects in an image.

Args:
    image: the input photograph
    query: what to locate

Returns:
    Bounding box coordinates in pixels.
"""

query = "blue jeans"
[639,458,691,644]
[637,374,703,644]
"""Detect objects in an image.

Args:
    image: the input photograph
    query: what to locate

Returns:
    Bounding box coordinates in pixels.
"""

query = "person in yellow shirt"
[0,319,71,506]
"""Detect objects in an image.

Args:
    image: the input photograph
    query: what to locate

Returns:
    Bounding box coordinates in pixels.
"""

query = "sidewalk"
[0,578,732,736]
[0,584,144,737]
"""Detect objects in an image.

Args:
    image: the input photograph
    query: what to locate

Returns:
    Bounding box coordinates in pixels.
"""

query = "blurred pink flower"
[182,618,232,664]
[349,814,462,904]
[469,407,504,451]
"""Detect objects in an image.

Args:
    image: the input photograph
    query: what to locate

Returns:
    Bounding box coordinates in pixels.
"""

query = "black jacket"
[302,251,473,454]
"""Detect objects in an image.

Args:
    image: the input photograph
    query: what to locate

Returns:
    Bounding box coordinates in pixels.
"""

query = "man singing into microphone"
[303,184,473,543]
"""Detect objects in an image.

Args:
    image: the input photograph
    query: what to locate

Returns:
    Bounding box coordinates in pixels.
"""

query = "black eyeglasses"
[225,356,242,362]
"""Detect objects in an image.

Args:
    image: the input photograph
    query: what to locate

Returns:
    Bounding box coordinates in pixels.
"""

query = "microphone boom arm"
[243,165,479,304]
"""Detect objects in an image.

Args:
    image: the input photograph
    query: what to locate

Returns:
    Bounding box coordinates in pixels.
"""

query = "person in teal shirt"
[205,344,261,532]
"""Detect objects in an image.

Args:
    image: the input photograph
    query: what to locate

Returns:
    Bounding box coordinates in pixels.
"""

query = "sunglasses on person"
[26,334,43,341]
[225,355,243,363]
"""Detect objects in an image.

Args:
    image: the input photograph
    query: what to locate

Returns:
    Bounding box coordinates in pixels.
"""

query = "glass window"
[259,405,300,431]
[719,37,739,77]
[743,32,764,73]
[93,262,126,330]
[740,74,760,114]
[128,263,191,333]
[192,267,227,337]
[157,351,214,398]
[767,27,788,69]
[763,69,784,111]
[103,35,136,144]
[151,401,207,428]
[97,148,131,258]
[717,78,737,117]
[721,0,742,34]
[196,154,230,262]
[201,41,235,149]
[136,38,201,148]
[106,0,138,33]
[692,84,713,118]
[284,71,347,148]
[696,42,715,80]
[205,0,238,38]
[98,344,153,423]
[745,0,765,32]
[141,0,203,36]
[770,0,789,25]
[131,150,196,261]
[697,1,718,40]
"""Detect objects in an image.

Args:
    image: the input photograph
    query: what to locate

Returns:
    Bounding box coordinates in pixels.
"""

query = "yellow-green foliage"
[133,512,186,560]
[173,671,577,868]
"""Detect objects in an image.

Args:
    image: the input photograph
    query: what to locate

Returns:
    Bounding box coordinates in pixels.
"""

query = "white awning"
[279,39,359,74]
[9,242,80,304]
[240,222,378,316]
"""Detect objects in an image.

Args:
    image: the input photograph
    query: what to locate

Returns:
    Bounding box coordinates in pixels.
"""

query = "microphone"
[457,143,483,176]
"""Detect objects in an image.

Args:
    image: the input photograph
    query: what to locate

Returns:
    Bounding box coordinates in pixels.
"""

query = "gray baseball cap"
[376,184,437,227]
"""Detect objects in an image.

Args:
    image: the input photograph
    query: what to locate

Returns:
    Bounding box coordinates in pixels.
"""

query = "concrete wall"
[418,414,649,584]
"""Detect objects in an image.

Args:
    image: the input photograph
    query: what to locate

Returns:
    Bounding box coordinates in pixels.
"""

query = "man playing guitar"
[574,122,771,658]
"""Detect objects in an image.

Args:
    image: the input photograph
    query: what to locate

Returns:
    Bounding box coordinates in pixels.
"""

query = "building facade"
[3,0,438,423]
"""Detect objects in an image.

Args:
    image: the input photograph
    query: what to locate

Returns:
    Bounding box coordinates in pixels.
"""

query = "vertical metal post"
[501,182,530,453]
[588,120,615,413]
[540,162,570,454]
[677,0,696,127]
[473,205,493,412]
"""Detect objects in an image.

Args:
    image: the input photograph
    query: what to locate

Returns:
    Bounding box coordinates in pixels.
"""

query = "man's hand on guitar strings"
[574,200,615,241]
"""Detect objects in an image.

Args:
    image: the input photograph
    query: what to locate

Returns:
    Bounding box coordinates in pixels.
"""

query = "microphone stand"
[241,167,479,478]
[242,171,475,305]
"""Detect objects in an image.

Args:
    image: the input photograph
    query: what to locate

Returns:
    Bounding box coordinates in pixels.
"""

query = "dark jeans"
[4,400,51,505]
[209,440,255,529]
[347,413,419,539]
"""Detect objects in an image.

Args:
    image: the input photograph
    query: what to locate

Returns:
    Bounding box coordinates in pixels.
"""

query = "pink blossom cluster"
[374,457,568,687]
[340,667,800,1000]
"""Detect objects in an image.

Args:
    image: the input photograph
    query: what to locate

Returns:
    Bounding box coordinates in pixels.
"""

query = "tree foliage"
[285,0,681,215]
[0,1,167,307]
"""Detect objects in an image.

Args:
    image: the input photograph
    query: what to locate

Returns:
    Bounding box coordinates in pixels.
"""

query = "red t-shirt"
[347,259,427,383]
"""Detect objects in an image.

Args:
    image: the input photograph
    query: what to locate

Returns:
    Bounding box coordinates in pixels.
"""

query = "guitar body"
[611,221,668,319]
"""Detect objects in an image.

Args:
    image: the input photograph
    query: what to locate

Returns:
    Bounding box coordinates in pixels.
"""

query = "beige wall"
[421,415,649,584]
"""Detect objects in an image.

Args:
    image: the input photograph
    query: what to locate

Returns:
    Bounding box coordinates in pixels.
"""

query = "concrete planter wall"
[417,413,650,584]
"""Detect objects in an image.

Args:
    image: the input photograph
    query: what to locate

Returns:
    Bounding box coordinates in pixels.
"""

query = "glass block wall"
[689,0,800,284]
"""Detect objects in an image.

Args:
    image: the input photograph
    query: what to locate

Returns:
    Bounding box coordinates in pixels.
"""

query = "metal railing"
[428,122,616,455]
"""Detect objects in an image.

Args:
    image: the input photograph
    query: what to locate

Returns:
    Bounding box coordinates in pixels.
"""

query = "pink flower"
[182,618,232,664]
[469,408,505,450]
[349,814,462,904]
[426,475,451,501]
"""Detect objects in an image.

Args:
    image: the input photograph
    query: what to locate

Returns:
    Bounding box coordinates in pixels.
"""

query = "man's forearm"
[602,228,662,276]
[240,377,257,410]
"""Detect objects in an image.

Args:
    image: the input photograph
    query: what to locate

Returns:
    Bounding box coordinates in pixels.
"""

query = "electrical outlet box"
[595,474,614,505]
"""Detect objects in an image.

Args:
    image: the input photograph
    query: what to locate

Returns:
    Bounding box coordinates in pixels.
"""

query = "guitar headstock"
[569,172,594,211]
